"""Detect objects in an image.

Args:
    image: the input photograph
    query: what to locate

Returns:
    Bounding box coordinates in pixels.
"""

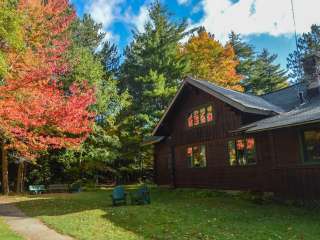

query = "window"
[187,145,207,168]
[302,129,320,163]
[187,105,214,128]
[228,138,256,166]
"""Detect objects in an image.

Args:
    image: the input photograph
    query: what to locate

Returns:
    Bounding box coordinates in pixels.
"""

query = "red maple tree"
[1,0,96,194]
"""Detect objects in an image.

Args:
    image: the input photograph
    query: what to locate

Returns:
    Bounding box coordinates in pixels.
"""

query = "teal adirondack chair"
[111,186,127,206]
[130,185,151,205]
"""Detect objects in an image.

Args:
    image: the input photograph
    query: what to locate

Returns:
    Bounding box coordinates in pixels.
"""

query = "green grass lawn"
[13,186,320,240]
[0,218,23,240]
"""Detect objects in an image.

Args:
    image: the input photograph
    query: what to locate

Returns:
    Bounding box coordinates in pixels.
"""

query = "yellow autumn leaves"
[181,30,243,92]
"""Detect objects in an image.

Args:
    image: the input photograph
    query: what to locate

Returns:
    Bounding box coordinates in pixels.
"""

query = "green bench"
[29,185,46,194]
[48,184,69,193]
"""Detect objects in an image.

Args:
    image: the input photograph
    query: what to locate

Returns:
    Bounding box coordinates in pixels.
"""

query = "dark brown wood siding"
[154,84,320,199]
[154,141,171,185]
[261,125,320,199]
[155,85,265,190]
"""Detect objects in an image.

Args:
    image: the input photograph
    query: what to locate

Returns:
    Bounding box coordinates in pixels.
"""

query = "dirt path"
[0,198,74,240]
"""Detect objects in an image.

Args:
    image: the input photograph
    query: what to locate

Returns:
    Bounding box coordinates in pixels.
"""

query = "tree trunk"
[1,144,9,195]
[16,162,25,193]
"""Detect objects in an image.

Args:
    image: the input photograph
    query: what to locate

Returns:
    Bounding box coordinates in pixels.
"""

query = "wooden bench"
[29,185,46,194]
[48,184,69,193]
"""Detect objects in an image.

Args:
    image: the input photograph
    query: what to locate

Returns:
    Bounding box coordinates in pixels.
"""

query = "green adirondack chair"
[130,185,151,205]
[111,186,127,206]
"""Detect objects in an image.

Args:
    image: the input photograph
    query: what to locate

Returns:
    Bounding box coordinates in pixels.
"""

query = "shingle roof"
[152,77,284,136]
[260,82,307,111]
[238,96,320,133]
[187,77,284,115]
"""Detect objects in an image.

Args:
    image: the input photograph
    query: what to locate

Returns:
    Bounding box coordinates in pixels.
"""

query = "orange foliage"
[182,31,243,91]
[0,0,95,159]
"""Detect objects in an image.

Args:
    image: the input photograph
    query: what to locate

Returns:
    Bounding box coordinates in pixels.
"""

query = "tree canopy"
[182,28,243,91]
[287,24,320,83]
[0,0,292,193]
[229,32,288,95]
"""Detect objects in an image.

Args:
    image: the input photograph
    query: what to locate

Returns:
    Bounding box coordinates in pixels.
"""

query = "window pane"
[303,130,320,163]
[187,113,193,128]
[200,108,206,124]
[187,145,206,168]
[246,138,256,164]
[207,105,213,122]
[236,139,246,165]
[200,145,207,167]
[193,110,199,126]
[192,146,200,167]
[187,147,193,167]
[228,140,237,166]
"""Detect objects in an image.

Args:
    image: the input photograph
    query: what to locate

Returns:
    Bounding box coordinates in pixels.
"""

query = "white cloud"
[129,5,149,32]
[84,0,125,42]
[84,0,150,41]
[199,0,320,43]
[177,0,189,5]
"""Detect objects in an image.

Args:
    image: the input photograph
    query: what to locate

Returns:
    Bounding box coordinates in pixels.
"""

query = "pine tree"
[71,14,105,52]
[228,31,255,91]
[97,41,120,78]
[249,49,288,95]
[229,32,288,94]
[118,1,190,171]
[287,24,320,83]
[70,14,120,78]
[120,1,189,130]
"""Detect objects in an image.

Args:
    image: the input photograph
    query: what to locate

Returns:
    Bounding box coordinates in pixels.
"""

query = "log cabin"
[145,53,320,199]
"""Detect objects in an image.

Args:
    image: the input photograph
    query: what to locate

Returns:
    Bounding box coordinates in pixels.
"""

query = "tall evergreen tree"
[97,41,120,78]
[118,1,190,170]
[229,32,288,94]
[70,14,105,52]
[120,1,189,130]
[70,14,120,78]
[228,31,255,91]
[287,24,320,83]
[249,49,288,95]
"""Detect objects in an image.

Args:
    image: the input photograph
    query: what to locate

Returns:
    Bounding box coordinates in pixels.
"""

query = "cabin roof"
[152,76,284,136]
[260,82,307,111]
[237,96,320,133]
[189,77,284,114]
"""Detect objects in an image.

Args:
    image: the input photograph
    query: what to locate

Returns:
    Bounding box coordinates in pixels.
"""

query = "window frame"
[186,103,215,129]
[227,137,257,166]
[300,128,320,165]
[186,144,207,169]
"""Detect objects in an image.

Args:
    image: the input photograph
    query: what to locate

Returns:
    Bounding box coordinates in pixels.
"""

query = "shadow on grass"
[3,187,320,240]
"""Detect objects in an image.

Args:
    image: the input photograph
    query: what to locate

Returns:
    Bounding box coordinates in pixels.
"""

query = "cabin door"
[156,147,172,185]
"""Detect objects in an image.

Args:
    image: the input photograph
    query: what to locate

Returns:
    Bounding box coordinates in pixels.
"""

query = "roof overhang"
[142,136,165,146]
[246,118,320,133]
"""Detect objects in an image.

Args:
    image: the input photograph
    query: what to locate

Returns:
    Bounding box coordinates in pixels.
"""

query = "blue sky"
[70,0,320,69]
